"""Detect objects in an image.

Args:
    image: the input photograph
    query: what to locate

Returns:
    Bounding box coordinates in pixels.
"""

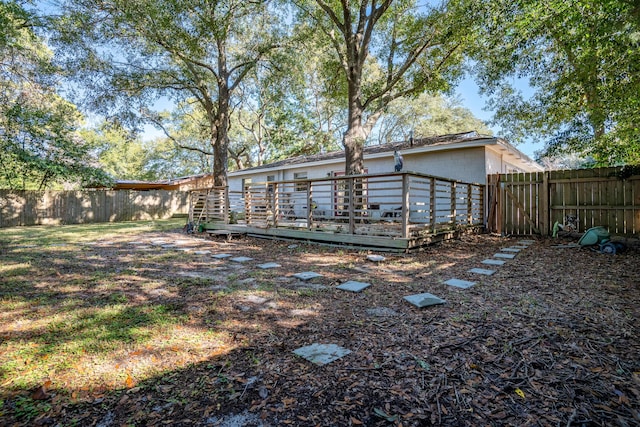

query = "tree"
[52,0,283,186]
[294,0,475,174]
[370,93,492,145]
[0,0,108,190]
[233,45,345,166]
[472,0,640,165]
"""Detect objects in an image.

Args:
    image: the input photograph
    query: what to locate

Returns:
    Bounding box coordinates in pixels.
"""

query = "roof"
[230,131,541,174]
[92,173,213,190]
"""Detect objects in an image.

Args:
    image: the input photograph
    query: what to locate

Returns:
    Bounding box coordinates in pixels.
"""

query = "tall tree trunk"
[343,80,367,175]
[213,90,230,187]
[343,123,366,175]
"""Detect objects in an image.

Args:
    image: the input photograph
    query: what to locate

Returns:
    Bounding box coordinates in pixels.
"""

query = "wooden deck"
[191,171,485,251]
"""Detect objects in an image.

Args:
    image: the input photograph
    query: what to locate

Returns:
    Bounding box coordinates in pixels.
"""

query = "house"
[196,132,543,251]
[227,131,542,192]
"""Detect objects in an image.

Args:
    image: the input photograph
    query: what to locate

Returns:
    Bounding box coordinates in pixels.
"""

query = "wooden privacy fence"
[488,167,640,237]
[0,190,189,227]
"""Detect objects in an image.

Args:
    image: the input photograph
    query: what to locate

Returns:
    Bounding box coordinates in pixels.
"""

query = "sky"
[454,77,539,160]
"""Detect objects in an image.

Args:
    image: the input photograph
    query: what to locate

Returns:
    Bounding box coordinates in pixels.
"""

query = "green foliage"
[472,0,640,166]
[294,0,478,173]
[51,0,284,185]
[371,93,492,144]
[0,0,109,189]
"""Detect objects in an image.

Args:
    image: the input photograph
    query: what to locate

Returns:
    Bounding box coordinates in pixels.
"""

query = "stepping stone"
[258,262,281,269]
[468,268,496,276]
[494,253,516,259]
[135,245,152,250]
[336,281,371,292]
[128,241,146,245]
[366,254,385,262]
[512,245,529,249]
[161,244,177,249]
[404,293,447,307]
[501,247,521,253]
[287,244,299,249]
[230,256,253,263]
[241,295,269,304]
[293,343,351,365]
[212,253,233,259]
[444,278,476,289]
[482,259,506,266]
[176,248,192,252]
[178,271,213,279]
[151,241,167,246]
[293,272,323,281]
[193,250,211,255]
[518,240,535,245]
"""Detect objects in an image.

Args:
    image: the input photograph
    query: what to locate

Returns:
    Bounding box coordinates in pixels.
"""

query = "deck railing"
[190,172,484,239]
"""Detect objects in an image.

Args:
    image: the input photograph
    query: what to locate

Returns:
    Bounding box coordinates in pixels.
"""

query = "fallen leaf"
[125,373,135,388]
[515,388,526,399]
[350,416,363,424]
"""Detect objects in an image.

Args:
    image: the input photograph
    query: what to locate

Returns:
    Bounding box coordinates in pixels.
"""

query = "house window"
[294,172,307,192]
[242,178,252,190]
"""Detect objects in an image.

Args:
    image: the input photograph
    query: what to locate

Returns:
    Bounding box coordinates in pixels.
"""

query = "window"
[294,172,307,192]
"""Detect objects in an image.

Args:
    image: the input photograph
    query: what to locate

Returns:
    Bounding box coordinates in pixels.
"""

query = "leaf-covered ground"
[1,221,639,426]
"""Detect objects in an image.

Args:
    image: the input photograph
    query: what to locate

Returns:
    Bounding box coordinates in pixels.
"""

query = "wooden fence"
[488,167,640,237]
[0,190,189,228]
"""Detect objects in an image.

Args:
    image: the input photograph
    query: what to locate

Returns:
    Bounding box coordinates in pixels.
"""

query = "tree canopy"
[52,0,284,186]
[472,0,640,165]
[294,0,477,174]
[0,0,109,190]
[4,0,637,191]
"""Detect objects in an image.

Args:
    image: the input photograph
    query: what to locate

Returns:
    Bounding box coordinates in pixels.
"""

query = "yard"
[0,219,638,426]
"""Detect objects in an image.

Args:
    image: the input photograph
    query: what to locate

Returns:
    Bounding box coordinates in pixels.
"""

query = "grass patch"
[0,219,235,398]
[0,219,184,247]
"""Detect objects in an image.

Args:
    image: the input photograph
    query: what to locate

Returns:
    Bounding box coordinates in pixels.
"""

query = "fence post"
[401,173,410,238]
[540,171,549,235]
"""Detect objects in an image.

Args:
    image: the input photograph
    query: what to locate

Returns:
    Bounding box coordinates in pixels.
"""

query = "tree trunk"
[343,126,365,175]
[212,92,230,188]
[343,89,367,175]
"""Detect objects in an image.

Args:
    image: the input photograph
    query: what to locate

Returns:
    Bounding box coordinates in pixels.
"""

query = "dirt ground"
[1,226,639,426]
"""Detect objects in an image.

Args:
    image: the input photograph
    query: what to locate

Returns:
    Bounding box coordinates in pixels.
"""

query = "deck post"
[273,183,279,227]
[430,177,437,234]
[467,185,473,225]
[451,181,457,227]
[348,178,355,234]
[224,187,229,224]
[306,182,312,231]
[401,173,410,238]
[244,185,251,225]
